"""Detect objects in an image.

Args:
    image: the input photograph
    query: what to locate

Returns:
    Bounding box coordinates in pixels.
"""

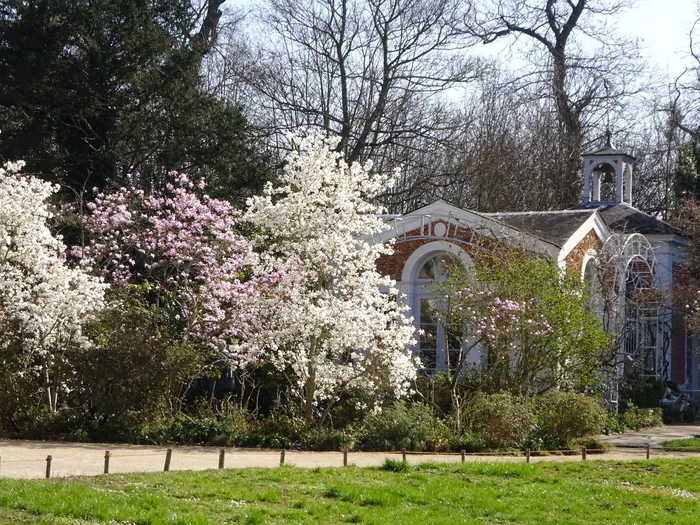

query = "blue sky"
[231,0,700,78]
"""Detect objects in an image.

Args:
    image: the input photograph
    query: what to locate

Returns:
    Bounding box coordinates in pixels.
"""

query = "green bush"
[245,414,312,449]
[8,406,84,441]
[619,377,666,409]
[69,291,213,435]
[467,393,536,450]
[570,436,610,452]
[617,403,663,431]
[533,392,607,450]
[381,458,411,473]
[138,406,251,446]
[357,401,450,451]
[307,427,355,451]
[241,414,355,450]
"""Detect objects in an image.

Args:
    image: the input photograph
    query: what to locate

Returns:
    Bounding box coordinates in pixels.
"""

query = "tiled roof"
[487,211,594,248]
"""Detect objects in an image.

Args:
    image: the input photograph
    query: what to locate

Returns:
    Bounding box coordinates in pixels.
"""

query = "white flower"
[0,160,107,410]
[243,133,416,416]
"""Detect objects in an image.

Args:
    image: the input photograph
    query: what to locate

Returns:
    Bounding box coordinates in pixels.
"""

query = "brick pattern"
[379,221,604,282]
[564,229,602,279]
[376,222,498,280]
[671,263,688,384]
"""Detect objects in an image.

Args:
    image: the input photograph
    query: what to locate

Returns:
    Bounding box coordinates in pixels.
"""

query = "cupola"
[581,130,635,206]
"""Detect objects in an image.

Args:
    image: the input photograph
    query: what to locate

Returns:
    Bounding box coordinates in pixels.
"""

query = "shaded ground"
[0,424,698,480]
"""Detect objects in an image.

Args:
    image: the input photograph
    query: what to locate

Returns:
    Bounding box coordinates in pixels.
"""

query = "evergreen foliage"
[0,0,270,205]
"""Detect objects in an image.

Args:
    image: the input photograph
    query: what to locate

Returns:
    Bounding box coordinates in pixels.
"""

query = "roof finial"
[603,128,614,150]
[601,79,615,150]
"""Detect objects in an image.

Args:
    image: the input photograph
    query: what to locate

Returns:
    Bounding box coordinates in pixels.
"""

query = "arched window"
[414,253,463,373]
[583,256,596,284]
[582,254,603,315]
[623,257,658,379]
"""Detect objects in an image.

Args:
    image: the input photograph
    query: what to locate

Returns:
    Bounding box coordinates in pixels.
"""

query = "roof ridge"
[487,210,594,216]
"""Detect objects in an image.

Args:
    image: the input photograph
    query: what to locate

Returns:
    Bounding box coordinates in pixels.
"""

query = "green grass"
[661,436,700,451]
[0,459,699,524]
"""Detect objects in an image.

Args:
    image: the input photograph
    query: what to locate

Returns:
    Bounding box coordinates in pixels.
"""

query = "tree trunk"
[304,335,318,423]
[304,366,316,423]
[552,47,582,207]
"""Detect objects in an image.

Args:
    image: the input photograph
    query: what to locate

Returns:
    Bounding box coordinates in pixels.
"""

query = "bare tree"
[623,106,681,217]
[659,9,700,209]
[381,72,579,213]
[229,0,484,181]
[467,0,645,208]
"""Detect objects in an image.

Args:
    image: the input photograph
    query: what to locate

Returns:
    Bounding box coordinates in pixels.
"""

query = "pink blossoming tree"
[76,172,280,363]
[432,249,610,433]
[438,250,610,392]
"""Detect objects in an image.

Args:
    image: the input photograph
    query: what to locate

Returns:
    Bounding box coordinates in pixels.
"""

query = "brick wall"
[671,262,688,384]
[379,222,606,282]
[376,221,498,280]
[564,228,602,279]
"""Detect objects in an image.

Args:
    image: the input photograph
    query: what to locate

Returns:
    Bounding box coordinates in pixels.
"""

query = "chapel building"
[375,131,698,407]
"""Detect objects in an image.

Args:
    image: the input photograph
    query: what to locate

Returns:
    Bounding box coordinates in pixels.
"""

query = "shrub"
[619,377,666,409]
[533,392,607,450]
[241,413,354,450]
[307,427,355,451]
[245,414,314,449]
[617,403,663,431]
[467,393,536,450]
[571,437,610,453]
[75,286,212,424]
[357,401,450,451]
[381,458,411,473]
[138,407,251,446]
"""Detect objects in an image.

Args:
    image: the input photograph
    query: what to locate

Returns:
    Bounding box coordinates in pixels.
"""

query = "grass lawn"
[0,459,699,524]
[661,436,700,452]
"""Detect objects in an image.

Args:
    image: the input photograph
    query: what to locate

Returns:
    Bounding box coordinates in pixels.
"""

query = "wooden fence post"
[343,449,348,467]
[280,448,286,466]
[581,447,587,461]
[219,448,225,469]
[104,451,111,474]
[164,448,172,472]
[646,444,650,460]
[45,455,52,479]
[461,450,466,463]
[402,449,406,462]
[526,449,530,463]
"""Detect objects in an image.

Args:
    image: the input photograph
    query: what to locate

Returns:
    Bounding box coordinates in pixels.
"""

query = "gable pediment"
[372,200,559,259]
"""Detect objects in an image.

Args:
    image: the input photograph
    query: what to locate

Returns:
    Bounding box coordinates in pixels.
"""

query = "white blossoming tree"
[0,161,107,412]
[245,133,417,423]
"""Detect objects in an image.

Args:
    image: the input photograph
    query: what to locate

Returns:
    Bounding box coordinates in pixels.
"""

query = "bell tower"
[581,130,635,206]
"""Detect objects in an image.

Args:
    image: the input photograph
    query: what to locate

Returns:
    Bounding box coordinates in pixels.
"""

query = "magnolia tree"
[433,249,611,431]
[244,133,417,423]
[0,161,106,412]
[76,172,280,361]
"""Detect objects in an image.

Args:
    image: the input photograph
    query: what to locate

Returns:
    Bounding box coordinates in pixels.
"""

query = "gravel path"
[0,424,698,480]
[597,423,700,448]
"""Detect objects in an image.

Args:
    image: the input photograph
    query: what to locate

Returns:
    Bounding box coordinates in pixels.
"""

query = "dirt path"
[1,425,698,480]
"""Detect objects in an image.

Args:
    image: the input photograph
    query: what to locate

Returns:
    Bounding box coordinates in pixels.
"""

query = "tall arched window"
[623,257,658,379]
[414,252,463,373]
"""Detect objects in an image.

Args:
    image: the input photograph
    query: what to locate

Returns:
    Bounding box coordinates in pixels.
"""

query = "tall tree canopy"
[0,0,270,205]
[466,0,644,209]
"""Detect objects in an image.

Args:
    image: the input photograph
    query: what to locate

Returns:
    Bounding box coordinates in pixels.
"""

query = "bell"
[594,162,615,184]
